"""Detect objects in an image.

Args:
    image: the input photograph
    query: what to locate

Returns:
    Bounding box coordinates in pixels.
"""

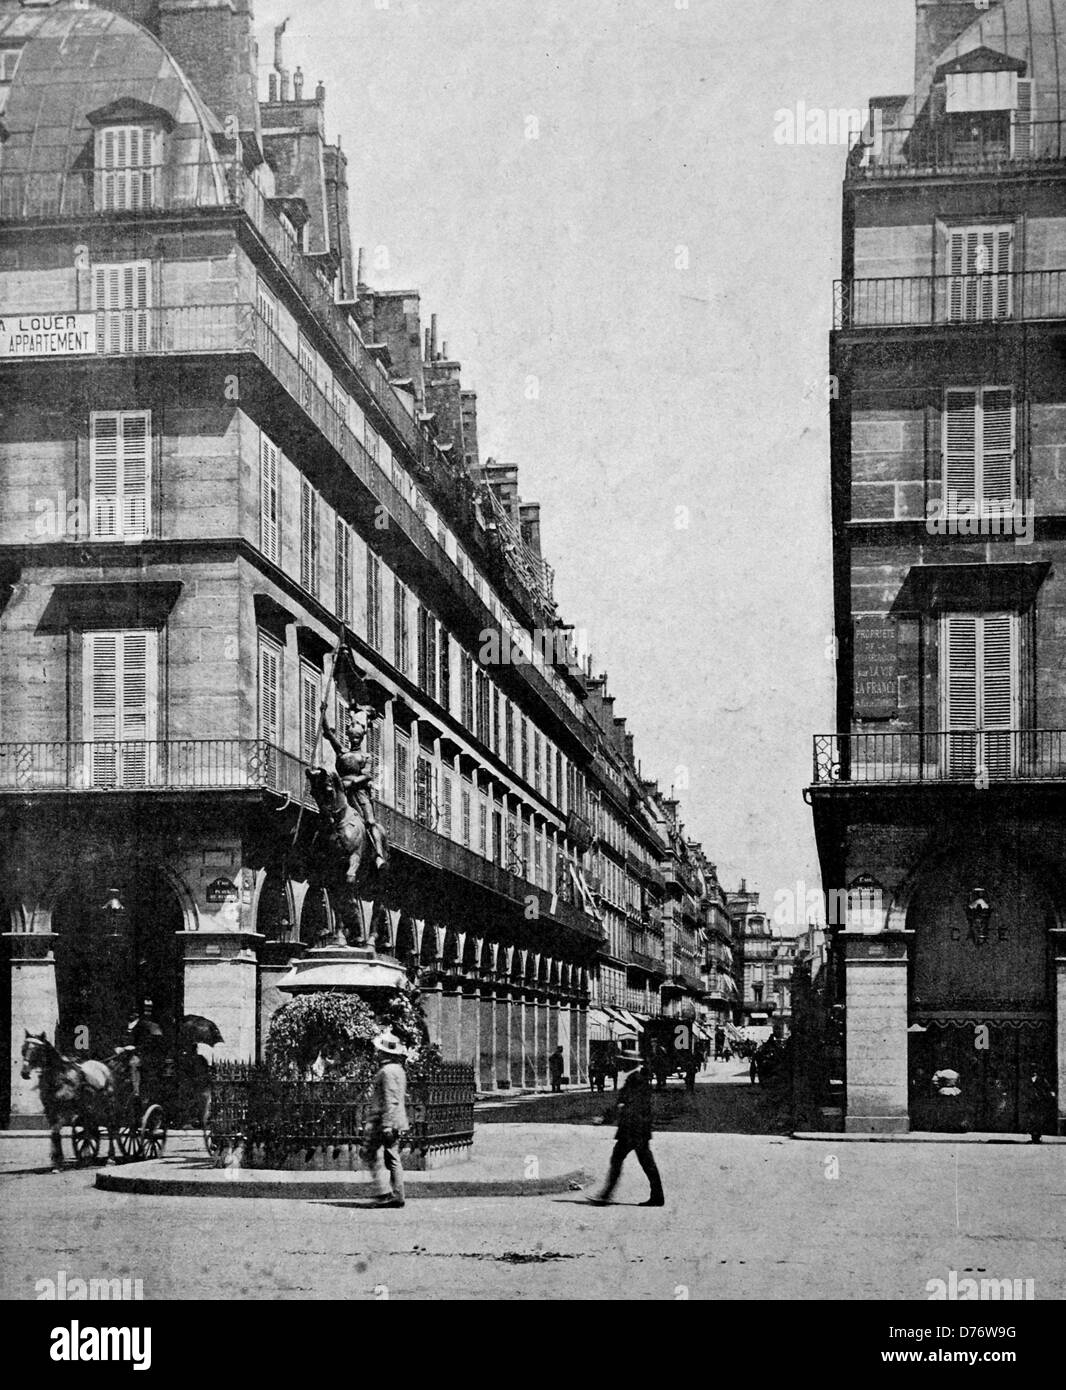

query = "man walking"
[588,1065,664,1208]
[549,1044,565,1093]
[366,1032,408,1208]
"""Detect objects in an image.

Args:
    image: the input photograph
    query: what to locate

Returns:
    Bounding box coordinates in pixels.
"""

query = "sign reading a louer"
[0,313,96,357]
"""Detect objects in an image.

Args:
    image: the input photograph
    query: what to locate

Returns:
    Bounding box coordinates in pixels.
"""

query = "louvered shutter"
[299,336,316,413]
[94,260,150,353]
[335,519,352,624]
[300,664,321,764]
[120,411,150,536]
[981,613,1016,777]
[300,479,318,596]
[119,630,156,785]
[1011,80,1035,156]
[948,226,1012,321]
[86,631,119,784]
[980,388,1015,509]
[259,432,280,563]
[90,413,120,538]
[943,614,979,776]
[258,639,280,745]
[85,631,157,786]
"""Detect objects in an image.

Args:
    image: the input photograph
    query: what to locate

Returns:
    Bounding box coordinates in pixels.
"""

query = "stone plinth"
[276,945,407,994]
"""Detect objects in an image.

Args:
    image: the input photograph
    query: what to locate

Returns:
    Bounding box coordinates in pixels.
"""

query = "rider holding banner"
[321,703,388,871]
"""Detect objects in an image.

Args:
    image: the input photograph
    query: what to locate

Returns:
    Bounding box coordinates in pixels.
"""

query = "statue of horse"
[305,765,383,944]
[20,1032,120,1169]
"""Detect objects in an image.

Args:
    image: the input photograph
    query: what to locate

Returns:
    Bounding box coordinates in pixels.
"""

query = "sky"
[252,0,917,924]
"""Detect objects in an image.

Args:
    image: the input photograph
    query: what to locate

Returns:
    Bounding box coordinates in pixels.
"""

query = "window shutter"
[259,432,280,563]
[121,411,150,536]
[981,614,1015,731]
[366,551,382,651]
[335,518,352,624]
[258,638,280,746]
[94,260,150,352]
[119,630,156,784]
[84,631,157,785]
[947,226,1012,321]
[90,413,120,538]
[980,388,1015,508]
[1011,79,1035,156]
[300,664,320,763]
[300,479,318,596]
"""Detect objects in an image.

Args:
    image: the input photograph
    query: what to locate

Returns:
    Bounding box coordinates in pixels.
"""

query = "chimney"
[268,71,278,102]
[913,1,981,85]
[157,1,262,147]
[429,313,438,361]
[519,501,542,557]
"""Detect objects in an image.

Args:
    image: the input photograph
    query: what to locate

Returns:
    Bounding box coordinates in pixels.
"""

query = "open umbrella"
[182,1015,224,1047]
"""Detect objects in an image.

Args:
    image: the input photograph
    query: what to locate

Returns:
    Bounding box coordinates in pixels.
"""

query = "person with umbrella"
[180,1016,223,1128]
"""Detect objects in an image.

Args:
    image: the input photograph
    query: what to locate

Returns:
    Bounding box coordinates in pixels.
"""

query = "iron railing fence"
[849,120,1066,180]
[0,738,311,800]
[0,161,232,221]
[834,269,1066,329]
[812,730,1066,785]
[207,1059,476,1164]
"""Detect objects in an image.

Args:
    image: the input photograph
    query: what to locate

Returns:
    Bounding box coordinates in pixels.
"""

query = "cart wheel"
[118,1124,142,1160]
[141,1105,167,1159]
[71,1115,100,1162]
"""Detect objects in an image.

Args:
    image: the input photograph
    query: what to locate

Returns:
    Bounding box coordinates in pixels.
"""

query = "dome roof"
[900,0,1066,127]
[0,4,226,204]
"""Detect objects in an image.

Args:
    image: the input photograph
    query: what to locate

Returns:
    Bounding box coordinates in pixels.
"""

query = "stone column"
[180,933,262,1063]
[1052,930,1066,1135]
[459,988,480,1076]
[496,990,513,1089]
[439,988,462,1062]
[523,997,537,1088]
[421,982,444,1049]
[537,997,551,1087]
[5,933,59,1120]
[557,1002,571,1082]
[510,993,528,1089]
[479,989,496,1091]
[842,930,913,1134]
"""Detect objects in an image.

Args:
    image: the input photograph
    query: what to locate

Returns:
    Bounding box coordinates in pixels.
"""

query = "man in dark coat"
[549,1044,565,1093]
[366,1033,408,1207]
[588,1066,664,1207]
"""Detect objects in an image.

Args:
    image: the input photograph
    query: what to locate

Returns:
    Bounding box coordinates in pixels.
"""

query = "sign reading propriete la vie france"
[0,313,96,358]
[853,615,898,719]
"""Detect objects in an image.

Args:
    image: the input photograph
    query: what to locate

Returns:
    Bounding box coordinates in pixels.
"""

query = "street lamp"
[964,886,994,944]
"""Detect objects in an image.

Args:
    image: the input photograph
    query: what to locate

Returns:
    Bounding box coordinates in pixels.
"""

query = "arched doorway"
[906,846,1057,1133]
[53,872,185,1065]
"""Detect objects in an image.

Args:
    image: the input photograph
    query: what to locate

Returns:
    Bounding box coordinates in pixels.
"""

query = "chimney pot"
[268,71,278,102]
[293,66,304,100]
[316,81,326,103]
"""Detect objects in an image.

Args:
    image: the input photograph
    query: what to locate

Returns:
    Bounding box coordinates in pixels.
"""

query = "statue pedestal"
[277,946,407,995]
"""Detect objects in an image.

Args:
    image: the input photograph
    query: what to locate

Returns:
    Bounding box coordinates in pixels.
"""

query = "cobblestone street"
[3,1072,1062,1301]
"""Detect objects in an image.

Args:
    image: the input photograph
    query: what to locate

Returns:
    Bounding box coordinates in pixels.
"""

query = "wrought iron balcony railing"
[833,270,1066,329]
[811,730,1066,785]
[848,120,1066,181]
[378,804,602,942]
[0,739,309,800]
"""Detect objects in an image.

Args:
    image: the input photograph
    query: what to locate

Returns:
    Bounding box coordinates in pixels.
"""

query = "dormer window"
[86,99,175,213]
[96,126,159,211]
[931,48,1033,162]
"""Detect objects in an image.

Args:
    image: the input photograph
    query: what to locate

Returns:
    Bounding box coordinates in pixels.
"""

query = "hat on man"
[372,1031,407,1058]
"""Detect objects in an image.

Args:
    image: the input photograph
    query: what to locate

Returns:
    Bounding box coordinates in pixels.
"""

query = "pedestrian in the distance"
[365,1032,408,1208]
[684,1054,697,1093]
[588,1065,665,1208]
[1027,1070,1055,1143]
[549,1044,565,1093]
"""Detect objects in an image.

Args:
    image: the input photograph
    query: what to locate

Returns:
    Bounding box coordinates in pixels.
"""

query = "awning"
[589,1008,636,1041]
[609,1007,644,1034]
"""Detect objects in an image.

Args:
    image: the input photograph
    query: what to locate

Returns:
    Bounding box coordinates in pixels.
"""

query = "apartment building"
[808,0,1066,1133]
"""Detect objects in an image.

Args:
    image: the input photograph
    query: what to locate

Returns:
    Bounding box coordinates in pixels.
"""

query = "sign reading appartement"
[0,313,96,357]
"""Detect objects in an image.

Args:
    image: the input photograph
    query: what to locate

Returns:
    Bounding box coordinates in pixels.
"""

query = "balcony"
[833,270,1066,330]
[0,738,308,801]
[378,805,602,942]
[848,120,1066,182]
[811,731,1066,786]
[627,949,666,978]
